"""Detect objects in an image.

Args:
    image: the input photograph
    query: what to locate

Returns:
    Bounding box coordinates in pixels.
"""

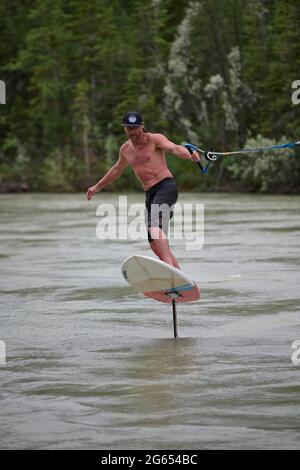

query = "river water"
[0,192,299,450]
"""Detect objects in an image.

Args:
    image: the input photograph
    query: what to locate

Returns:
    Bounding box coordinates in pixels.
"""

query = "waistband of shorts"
[146,177,175,194]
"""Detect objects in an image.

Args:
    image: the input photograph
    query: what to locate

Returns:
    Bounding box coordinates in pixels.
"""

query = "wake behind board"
[121,255,200,304]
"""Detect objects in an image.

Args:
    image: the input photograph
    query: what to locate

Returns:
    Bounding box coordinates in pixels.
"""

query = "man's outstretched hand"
[86,185,98,201]
[190,151,201,163]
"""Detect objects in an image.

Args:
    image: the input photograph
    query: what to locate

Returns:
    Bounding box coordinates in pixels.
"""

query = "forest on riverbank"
[0,0,299,193]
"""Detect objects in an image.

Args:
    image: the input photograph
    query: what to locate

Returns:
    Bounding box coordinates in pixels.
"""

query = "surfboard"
[121,255,200,304]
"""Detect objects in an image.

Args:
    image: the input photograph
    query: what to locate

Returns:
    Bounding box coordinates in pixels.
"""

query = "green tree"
[267,0,300,137]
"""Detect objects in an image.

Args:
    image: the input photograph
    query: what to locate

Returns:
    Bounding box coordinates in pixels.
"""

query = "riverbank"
[0,181,29,193]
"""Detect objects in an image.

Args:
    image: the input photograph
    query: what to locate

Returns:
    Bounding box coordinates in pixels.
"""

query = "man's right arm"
[86,148,128,200]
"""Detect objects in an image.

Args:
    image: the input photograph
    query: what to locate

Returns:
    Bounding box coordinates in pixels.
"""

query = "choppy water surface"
[0,192,299,449]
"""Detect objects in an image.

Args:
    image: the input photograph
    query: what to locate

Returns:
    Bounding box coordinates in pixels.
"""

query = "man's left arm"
[152,133,200,162]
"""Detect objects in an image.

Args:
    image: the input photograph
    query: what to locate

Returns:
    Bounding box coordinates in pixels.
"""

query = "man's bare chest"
[124,144,161,167]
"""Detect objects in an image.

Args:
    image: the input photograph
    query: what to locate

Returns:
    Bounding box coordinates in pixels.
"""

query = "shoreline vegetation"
[1,179,300,195]
[1,0,299,194]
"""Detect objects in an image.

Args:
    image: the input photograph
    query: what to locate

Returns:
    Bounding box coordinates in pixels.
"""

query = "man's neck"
[130,132,148,147]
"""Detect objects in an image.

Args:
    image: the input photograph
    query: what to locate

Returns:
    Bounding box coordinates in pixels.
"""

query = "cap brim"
[123,124,143,127]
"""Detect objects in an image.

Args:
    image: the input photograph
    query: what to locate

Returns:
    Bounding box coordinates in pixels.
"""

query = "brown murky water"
[0,192,299,449]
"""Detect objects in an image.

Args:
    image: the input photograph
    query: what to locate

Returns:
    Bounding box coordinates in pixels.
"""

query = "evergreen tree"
[267,0,300,137]
[0,0,299,192]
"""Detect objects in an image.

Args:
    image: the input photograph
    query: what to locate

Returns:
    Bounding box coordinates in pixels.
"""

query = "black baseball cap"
[122,111,143,127]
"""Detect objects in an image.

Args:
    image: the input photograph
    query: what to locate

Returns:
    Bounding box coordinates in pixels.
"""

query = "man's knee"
[147,226,168,244]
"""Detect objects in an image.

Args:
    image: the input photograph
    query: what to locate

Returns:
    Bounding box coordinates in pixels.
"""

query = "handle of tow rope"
[183,143,209,174]
[205,150,219,162]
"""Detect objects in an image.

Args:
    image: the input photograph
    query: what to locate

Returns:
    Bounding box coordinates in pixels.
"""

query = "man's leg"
[146,179,179,268]
[148,227,180,269]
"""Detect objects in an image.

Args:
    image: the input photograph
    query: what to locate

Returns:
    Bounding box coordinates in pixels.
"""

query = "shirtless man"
[86,111,200,268]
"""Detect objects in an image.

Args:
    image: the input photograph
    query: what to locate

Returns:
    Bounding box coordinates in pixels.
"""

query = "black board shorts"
[145,177,178,243]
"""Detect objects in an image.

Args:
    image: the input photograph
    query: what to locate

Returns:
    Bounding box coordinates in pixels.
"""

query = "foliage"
[226,136,300,193]
[0,0,299,193]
